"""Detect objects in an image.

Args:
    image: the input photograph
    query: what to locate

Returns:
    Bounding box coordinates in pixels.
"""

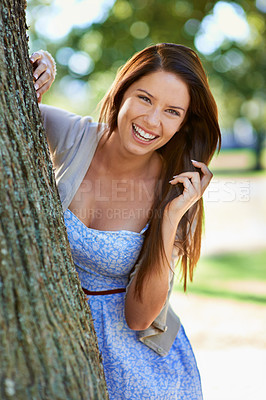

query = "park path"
[170,292,266,400]
[170,175,266,400]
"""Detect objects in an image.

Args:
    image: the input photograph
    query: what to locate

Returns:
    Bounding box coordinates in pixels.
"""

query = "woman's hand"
[167,159,213,221]
[30,50,56,103]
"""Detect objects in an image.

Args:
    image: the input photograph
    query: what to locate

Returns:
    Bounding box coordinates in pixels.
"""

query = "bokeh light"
[34,0,115,40]
[195,2,250,54]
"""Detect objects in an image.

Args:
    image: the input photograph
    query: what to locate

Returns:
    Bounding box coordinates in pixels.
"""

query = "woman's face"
[115,70,190,157]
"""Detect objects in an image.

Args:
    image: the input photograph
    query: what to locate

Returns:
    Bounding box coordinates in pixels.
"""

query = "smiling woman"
[30,43,221,399]
[112,71,190,155]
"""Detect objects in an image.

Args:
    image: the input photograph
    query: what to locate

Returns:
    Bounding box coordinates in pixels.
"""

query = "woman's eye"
[138,95,151,103]
[166,109,180,116]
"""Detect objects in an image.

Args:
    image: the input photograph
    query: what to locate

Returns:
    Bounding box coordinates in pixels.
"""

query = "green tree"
[0,0,108,398]
[193,0,265,170]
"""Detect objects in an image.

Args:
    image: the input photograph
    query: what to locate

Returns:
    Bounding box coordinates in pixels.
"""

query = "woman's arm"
[29,51,95,172]
[30,50,56,102]
[125,160,213,330]
[30,51,93,160]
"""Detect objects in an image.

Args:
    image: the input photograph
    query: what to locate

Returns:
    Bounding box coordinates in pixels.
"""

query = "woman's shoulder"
[39,104,93,130]
[39,104,106,151]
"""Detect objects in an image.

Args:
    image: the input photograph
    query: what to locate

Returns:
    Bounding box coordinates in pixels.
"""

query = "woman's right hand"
[30,50,56,102]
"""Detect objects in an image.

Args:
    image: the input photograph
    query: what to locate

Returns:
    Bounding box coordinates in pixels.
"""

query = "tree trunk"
[0,1,108,399]
[254,131,265,171]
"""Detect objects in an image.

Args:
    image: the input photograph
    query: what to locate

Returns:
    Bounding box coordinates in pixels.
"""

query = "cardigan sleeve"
[39,104,105,211]
[39,104,93,169]
[126,256,181,356]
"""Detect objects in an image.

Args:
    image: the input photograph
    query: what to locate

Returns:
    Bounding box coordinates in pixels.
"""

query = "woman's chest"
[65,209,144,274]
[69,171,156,232]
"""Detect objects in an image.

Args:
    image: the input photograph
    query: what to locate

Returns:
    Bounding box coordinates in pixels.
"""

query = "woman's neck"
[95,132,162,180]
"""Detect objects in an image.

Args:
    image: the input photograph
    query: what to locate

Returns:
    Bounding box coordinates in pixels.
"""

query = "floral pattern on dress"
[64,209,203,400]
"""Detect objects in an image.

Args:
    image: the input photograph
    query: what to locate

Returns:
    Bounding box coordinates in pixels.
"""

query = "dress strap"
[140,223,149,235]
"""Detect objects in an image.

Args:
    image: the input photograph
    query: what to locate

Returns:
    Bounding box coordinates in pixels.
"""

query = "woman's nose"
[144,108,161,127]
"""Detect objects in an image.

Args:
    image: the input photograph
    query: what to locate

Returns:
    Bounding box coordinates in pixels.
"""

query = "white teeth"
[132,123,157,141]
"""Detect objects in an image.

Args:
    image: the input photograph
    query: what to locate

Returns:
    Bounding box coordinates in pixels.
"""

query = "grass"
[209,147,266,177]
[174,249,266,305]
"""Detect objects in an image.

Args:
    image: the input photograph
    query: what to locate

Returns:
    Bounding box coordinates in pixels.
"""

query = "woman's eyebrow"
[169,105,185,112]
[137,88,154,98]
[136,88,185,112]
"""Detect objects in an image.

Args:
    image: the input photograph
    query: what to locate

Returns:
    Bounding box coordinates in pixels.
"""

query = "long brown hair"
[99,43,221,297]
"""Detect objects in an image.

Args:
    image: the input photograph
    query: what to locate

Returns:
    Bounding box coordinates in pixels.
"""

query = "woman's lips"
[132,123,158,144]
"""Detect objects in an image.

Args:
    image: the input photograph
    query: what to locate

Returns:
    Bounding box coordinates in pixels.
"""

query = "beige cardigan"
[40,104,181,357]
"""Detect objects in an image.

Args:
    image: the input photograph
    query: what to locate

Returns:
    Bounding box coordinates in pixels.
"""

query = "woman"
[31,43,221,399]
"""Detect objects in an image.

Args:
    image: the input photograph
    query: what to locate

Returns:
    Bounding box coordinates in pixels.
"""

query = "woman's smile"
[132,123,159,144]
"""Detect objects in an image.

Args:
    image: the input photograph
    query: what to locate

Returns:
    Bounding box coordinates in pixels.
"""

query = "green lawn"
[210,147,266,177]
[174,249,266,304]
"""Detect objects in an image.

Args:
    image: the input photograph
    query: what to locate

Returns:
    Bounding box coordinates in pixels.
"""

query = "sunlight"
[195,2,250,55]
[35,0,115,40]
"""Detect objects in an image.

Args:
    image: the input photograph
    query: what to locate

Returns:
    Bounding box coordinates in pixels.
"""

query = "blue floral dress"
[64,208,203,400]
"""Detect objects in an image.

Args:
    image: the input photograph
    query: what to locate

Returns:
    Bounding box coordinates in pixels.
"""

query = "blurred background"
[27,1,266,398]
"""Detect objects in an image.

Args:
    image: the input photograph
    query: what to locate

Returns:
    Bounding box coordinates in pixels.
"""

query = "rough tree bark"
[0,1,108,399]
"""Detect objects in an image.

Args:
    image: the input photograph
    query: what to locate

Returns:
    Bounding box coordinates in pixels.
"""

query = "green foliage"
[210,147,266,174]
[174,249,266,304]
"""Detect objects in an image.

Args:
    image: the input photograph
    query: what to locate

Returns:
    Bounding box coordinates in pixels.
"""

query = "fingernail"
[33,74,38,80]
[172,175,178,178]
[34,83,39,90]
[191,159,198,163]
[37,93,40,98]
